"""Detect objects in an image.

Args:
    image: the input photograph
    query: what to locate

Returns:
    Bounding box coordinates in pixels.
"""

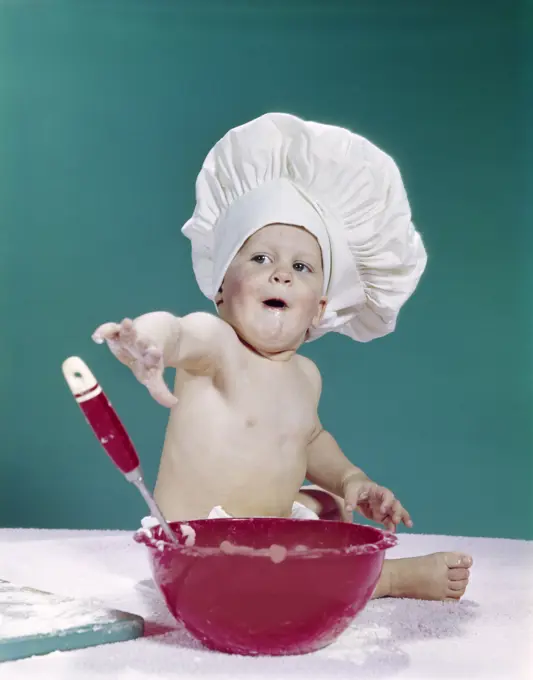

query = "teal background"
[1,1,531,539]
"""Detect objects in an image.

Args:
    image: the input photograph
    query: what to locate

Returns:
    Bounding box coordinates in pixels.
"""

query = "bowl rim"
[133,517,398,557]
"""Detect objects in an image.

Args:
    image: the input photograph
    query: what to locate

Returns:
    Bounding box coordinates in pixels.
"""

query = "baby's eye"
[293,262,312,273]
[251,254,272,264]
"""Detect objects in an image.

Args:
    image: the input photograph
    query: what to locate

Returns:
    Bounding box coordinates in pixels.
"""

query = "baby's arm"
[306,429,369,499]
[300,357,412,531]
[93,311,233,406]
[298,356,369,497]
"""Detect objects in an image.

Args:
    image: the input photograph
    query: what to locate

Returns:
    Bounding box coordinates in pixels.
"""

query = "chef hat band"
[212,178,332,297]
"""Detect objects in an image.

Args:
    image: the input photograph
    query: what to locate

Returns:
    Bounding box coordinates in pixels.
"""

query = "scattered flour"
[138,517,196,549]
[140,516,158,540]
[218,541,288,563]
[179,524,196,547]
[268,544,288,564]
[219,540,253,556]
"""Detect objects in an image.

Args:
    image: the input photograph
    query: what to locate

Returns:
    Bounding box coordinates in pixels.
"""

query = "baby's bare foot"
[374,552,473,601]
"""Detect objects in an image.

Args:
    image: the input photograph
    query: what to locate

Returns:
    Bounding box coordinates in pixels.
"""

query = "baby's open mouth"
[262,298,288,310]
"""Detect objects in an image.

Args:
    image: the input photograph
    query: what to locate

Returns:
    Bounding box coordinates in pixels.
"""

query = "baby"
[94,114,472,601]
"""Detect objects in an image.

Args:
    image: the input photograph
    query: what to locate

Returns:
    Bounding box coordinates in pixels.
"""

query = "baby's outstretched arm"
[92,311,229,407]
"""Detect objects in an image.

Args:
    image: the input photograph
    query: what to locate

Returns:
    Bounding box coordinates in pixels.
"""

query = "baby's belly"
[153,438,308,522]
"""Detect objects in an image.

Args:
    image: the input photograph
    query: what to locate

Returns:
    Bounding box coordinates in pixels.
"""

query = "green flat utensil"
[0,579,144,663]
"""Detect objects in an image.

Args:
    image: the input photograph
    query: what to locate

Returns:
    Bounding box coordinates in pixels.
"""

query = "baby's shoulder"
[181,311,237,344]
[293,354,322,398]
[180,312,241,373]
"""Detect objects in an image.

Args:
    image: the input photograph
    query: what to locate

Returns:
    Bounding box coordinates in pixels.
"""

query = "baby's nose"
[271,270,292,285]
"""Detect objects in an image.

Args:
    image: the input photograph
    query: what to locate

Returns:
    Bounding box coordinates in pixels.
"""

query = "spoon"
[62,356,179,545]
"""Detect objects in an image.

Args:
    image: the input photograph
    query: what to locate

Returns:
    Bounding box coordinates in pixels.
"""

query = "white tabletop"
[0,528,531,680]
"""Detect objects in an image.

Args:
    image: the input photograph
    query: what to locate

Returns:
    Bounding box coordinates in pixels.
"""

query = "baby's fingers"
[144,372,178,408]
[118,318,136,344]
[131,349,176,407]
[399,505,414,529]
[92,322,121,344]
[377,487,396,516]
[386,500,413,531]
[383,517,396,533]
[143,346,162,369]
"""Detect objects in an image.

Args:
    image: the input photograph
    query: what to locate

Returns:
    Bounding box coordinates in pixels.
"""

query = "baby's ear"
[311,297,328,328]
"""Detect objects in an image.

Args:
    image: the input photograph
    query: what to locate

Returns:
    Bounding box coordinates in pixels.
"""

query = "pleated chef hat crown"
[182,113,427,342]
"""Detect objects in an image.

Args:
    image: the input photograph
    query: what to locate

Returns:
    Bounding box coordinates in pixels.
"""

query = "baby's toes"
[444,552,473,570]
[447,578,469,599]
[449,567,469,582]
[445,553,471,600]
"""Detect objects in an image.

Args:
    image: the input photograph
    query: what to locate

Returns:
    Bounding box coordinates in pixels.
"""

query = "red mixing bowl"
[134,517,397,656]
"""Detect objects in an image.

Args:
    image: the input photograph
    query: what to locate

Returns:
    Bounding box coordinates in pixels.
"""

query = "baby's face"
[216,224,327,357]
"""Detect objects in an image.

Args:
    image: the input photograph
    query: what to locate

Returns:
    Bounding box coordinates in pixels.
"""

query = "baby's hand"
[344,478,413,533]
[92,318,178,408]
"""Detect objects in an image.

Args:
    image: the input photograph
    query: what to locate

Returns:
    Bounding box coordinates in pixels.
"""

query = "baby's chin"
[219,304,313,354]
[234,322,308,357]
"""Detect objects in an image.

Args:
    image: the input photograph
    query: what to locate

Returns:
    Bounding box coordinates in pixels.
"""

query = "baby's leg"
[297,486,472,602]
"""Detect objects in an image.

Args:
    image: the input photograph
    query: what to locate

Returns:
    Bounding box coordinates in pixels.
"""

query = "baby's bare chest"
[226,362,317,441]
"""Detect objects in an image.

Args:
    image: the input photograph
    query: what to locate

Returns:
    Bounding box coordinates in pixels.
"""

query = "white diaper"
[141,501,319,532]
[207,501,319,521]
[141,501,320,535]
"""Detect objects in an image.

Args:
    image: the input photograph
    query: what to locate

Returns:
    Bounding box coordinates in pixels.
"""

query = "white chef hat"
[181,112,427,342]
